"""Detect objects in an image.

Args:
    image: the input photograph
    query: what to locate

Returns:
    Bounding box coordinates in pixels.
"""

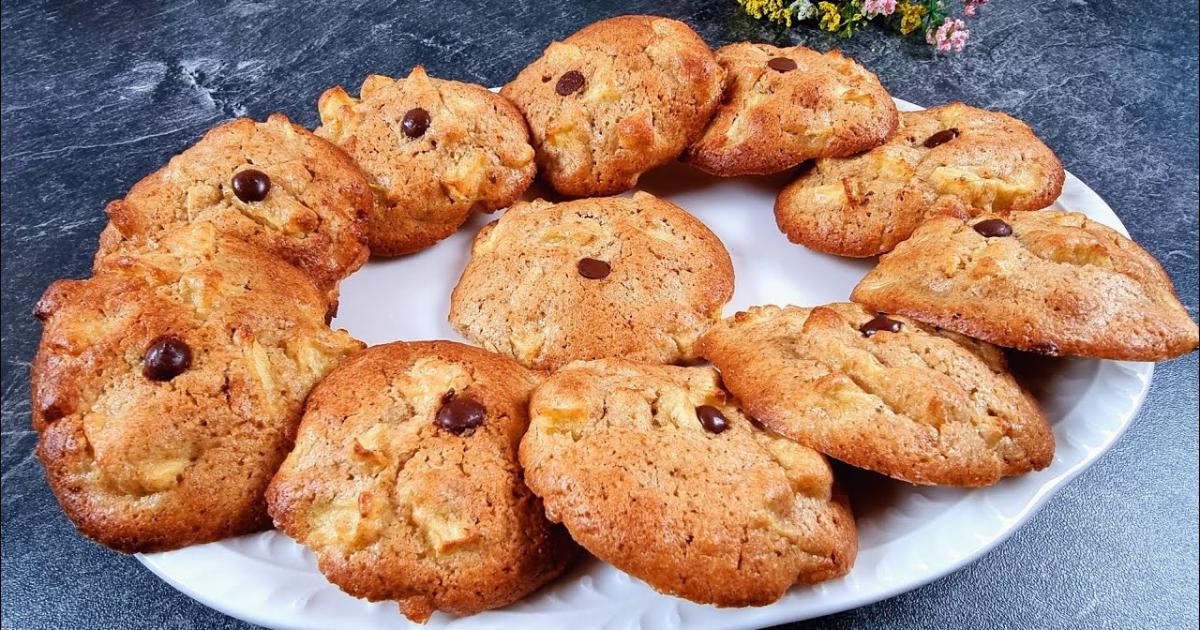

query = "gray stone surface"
[1,1,1196,628]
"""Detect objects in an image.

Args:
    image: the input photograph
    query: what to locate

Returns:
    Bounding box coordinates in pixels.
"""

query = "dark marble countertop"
[2,1,1197,628]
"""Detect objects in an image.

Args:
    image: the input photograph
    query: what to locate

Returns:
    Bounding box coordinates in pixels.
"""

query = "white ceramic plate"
[139,99,1154,630]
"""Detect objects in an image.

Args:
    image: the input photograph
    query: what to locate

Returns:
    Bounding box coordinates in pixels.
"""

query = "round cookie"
[316,66,537,256]
[501,15,725,197]
[32,222,363,553]
[97,114,372,295]
[775,103,1065,257]
[266,341,578,623]
[448,192,734,371]
[698,303,1055,487]
[685,43,897,177]
[519,359,857,606]
[851,212,1200,361]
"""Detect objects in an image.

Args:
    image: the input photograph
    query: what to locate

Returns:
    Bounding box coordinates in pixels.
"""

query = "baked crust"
[775,103,1064,257]
[698,303,1055,486]
[449,192,734,370]
[267,341,578,622]
[850,212,1200,360]
[519,359,856,606]
[686,43,896,176]
[96,114,371,294]
[502,15,724,197]
[317,67,536,256]
[33,223,363,553]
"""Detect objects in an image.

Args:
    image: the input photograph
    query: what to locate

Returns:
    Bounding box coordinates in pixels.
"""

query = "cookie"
[850,212,1200,360]
[519,359,856,606]
[449,192,734,371]
[97,114,372,295]
[698,304,1055,487]
[266,341,577,622]
[685,43,896,177]
[775,103,1064,257]
[32,222,363,552]
[316,67,537,256]
[501,15,724,197]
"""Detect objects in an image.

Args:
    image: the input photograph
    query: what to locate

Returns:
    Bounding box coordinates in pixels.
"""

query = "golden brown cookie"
[266,341,578,623]
[97,114,371,294]
[775,103,1064,257]
[317,67,536,256]
[685,43,896,176]
[851,212,1200,360]
[502,15,724,197]
[449,192,734,371]
[519,359,856,606]
[32,223,363,553]
[698,304,1055,487]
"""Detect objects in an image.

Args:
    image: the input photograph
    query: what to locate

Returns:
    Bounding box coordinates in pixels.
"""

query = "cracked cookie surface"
[96,114,371,295]
[519,359,856,606]
[449,192,734,371]
[851,212,1200,360]
[317,67,536,256]
[501,15,724,197]
[32,223,363,553]
[775,103,1064,257]
[685,43,896,176]
[698,303,1054,486]
[266,341,578,623]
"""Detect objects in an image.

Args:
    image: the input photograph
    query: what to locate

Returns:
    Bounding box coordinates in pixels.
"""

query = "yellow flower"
[739,0,795,26]
[897,1,927,35]
[818,1,842,31]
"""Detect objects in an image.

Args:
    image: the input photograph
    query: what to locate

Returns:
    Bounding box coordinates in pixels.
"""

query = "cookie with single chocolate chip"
[519,359,856,606]
[685,43,896,176]
[850,212,1200,360]
[267,341,578,623]
[698,303,1055,486]
[502,15,724,197]
[775,103,1064,257]
[317,66,536,256]
[97,114,371,295]
[32,223,362,553]
[449,192,734,370]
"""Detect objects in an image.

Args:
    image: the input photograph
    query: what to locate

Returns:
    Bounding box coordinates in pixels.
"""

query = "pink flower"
[928,18,970,52]
[964,0,988,16]
[864,0,897,15]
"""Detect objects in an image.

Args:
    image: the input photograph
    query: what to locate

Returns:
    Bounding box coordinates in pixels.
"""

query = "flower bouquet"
[738,0,986,51]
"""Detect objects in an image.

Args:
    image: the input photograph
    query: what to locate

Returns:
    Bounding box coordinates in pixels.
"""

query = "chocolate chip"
[767,57,797,73]
[577,258,610,279]
[435,395,486,435]
[860,315,903,337]
[973,218,1013,238]
[695,405,729,434]
[923,128,959,148]
[555,70,585,96]
[402,107,430,138]
[39,402,67,424]
[231,169,271,202]
[143,335,192,381]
